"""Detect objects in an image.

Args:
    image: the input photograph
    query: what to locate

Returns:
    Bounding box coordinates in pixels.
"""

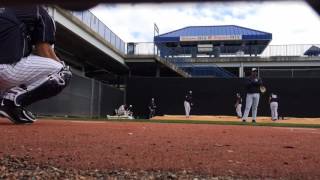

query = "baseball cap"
[251,68,257,72]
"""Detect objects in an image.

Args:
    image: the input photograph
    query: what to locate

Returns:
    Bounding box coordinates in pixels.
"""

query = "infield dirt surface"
[1,117,320,179]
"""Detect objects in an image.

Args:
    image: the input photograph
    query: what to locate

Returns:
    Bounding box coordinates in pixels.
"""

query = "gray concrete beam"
[181,61,320,68]
[178,56,320,68]
[187,56,320,63]
[48,6,126,66]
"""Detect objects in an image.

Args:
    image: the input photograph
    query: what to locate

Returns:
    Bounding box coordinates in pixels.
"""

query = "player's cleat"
[242,119,246,123]
[22,108,36,122]
[252,120,256,123]
[0,99,35,124]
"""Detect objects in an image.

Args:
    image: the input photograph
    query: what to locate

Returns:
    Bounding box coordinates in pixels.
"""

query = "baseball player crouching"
[0,6,72,124]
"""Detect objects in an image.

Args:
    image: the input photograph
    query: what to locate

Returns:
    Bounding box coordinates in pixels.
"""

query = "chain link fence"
[30,72,124,118]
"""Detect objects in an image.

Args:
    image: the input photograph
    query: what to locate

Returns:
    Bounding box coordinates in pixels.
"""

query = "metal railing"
[128,43,320,58]
[127,42,236,77]
[182,66,236,78]
[70,11,126,54]
[127,42,157,56]
[261,44,320,57]
[127,43,320,77]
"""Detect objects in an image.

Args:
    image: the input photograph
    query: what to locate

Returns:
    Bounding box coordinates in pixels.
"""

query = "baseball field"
[1,116,320,179]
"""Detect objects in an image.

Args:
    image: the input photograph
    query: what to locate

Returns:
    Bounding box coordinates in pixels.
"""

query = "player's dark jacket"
[149,101,156,110]
[185,94,193,104]
[245,76,263,94]
[0,6,55,64]
[270,94,278,103]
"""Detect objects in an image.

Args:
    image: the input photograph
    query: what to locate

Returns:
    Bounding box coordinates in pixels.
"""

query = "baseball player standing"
[235,93,242,118]
[269,93,279,121]
[184,90,193,118]
[0,6,72,124]
[242,68,263,123]
[148,98,157,119]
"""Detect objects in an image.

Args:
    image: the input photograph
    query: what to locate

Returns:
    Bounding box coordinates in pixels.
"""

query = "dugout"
[154,25,272,58]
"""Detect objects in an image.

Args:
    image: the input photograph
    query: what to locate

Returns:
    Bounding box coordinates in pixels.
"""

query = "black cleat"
[22,108,36,122]
[252,120,256,123]
[0,99,35,124]
[242,119,246,123]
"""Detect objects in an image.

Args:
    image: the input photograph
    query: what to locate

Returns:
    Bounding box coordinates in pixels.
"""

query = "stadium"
[1,1,320,179]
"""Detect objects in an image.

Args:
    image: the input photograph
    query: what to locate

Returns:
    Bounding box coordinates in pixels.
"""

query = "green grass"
[38,116,320,129]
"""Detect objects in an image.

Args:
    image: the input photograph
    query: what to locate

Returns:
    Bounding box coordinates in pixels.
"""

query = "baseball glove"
[260,85,266,94]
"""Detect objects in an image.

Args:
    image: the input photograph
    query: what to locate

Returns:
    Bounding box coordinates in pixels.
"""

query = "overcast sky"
[91,1,320,45]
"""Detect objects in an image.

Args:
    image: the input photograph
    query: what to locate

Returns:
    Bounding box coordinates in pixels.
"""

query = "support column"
[156,64,161,77]
[128,70,132,78]
[123,76,127,105]
[90,79,95,118]
[117,75,120,88]
[239,62,244,78]
[98,82,102,117]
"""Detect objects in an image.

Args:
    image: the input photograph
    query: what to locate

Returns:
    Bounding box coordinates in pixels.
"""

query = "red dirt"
[1,118,320,179]
[153,115,320,124]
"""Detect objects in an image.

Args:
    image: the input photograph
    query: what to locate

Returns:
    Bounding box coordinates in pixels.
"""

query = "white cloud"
[91,1,320,45]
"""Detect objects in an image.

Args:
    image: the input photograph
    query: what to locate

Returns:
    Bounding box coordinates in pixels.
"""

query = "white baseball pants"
[242,93,260,121]
[270,102,278,120]
[184,101,191,117]
[0,55,63,101]
[236,104,242,117]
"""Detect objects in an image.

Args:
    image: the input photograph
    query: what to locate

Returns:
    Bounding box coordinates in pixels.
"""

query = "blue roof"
[155,25,272,42]
[304,45,320,56]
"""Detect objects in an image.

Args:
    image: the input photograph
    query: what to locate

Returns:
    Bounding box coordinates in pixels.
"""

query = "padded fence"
[127,77,320,118]
[259,68,320,78]
[30,73,124,118]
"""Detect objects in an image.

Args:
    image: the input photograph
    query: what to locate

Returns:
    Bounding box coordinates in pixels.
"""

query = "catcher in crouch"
[0,6,72,124]
[242,68,265,123]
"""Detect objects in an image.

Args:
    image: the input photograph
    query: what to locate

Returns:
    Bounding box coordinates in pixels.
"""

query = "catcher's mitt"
[260,85,266,94]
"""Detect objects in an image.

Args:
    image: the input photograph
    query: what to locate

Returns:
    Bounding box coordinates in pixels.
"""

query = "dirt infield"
[152,115,320,125]
[1,118,320,179]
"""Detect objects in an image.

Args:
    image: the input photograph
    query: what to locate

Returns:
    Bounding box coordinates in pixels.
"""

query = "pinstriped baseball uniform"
[0,6,71,124]
[184,91,193,118]
[235,93,242,118]
[0,6,62,101]
[0,55,63,101]
[269,93,278,121]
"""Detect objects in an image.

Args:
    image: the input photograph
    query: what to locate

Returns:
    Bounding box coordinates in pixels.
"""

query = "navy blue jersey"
[0,6,55,64]
[245,76,263,94]
[149,101,156,110]
[270,94,278,103]
[185,94,193,103]
[12,6,56,45]
[0,7,26,63]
